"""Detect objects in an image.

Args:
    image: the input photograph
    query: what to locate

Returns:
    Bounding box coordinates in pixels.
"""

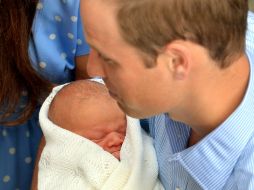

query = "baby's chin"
[112,151,120,160]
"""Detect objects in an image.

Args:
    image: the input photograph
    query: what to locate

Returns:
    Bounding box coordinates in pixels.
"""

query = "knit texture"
[38,83,164,190]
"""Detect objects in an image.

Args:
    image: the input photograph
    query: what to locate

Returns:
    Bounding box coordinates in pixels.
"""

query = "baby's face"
[73,98,127,160]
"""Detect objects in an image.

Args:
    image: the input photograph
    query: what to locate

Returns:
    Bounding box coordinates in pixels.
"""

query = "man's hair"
[116,0,248,68]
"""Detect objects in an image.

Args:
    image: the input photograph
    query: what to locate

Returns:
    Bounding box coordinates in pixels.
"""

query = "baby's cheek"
[112,151,120,160]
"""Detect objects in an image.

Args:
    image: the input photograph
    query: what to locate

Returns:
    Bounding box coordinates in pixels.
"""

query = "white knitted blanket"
[38,83,164,190]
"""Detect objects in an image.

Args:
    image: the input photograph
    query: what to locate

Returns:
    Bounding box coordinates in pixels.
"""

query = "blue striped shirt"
[149,12,254,190]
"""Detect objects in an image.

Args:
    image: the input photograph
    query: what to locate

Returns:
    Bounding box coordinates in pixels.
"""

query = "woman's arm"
[31,137,46,190]
[75,55,90,80]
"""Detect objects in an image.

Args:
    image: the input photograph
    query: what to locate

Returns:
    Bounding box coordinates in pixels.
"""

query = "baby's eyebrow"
[86,126,107,139]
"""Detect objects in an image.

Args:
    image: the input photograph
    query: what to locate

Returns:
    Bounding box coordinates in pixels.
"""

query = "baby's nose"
[106,132,125,147]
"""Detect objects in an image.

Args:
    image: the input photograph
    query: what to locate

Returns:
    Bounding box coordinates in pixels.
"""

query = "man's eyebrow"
[87,42,118,63]
[86,42,107,58]
[85,38,107,57]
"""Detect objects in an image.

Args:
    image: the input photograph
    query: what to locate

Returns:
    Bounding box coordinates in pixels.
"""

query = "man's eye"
[97,52,106,60]
[102,57,112,63]
[98,52,112,63]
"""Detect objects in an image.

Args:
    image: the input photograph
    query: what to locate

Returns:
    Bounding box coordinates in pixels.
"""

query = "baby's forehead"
[94,114,127,132]
[55,81,109,104]
[63,81,107,96]
[53,80,126,121]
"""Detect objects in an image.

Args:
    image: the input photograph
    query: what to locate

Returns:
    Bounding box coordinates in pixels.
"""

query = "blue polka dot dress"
[0,106,42,190]
[29,0,90,84]
[0,0,90,189]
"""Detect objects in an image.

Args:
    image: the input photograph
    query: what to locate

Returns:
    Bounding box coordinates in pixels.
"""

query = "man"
[80,0,254,189]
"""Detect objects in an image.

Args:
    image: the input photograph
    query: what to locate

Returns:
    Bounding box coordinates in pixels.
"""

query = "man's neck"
[180,54,250,145]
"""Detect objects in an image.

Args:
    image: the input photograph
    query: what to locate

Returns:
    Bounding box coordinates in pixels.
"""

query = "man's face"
[81,0,181,118]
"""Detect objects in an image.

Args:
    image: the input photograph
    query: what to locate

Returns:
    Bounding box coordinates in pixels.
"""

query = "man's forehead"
[81,0,120,36]
[82,13,120,47]
[83,20,128,61]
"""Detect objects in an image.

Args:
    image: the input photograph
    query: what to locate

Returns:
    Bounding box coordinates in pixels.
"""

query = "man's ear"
[156,40,190,80]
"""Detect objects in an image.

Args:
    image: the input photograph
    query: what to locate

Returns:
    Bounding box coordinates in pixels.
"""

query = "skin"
[56,94,127,160]
[80,0,250,145]
[77,98,126,160]
[48,82,127,160]
[75,55,90,79]
[81,1,178,119]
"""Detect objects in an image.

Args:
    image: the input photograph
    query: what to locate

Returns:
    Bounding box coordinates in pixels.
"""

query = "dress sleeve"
[29,0,90,84]
[75,6,90,56]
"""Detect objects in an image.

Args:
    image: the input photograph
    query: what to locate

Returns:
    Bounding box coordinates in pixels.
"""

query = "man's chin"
[116,102,150,119]
[108,90,118,101]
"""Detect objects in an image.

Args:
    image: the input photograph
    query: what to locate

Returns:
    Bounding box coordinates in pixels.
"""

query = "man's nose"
[87,49,105,78]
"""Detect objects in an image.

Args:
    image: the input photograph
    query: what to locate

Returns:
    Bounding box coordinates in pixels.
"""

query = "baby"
[38,79,163,190]
[48,79,126,160]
